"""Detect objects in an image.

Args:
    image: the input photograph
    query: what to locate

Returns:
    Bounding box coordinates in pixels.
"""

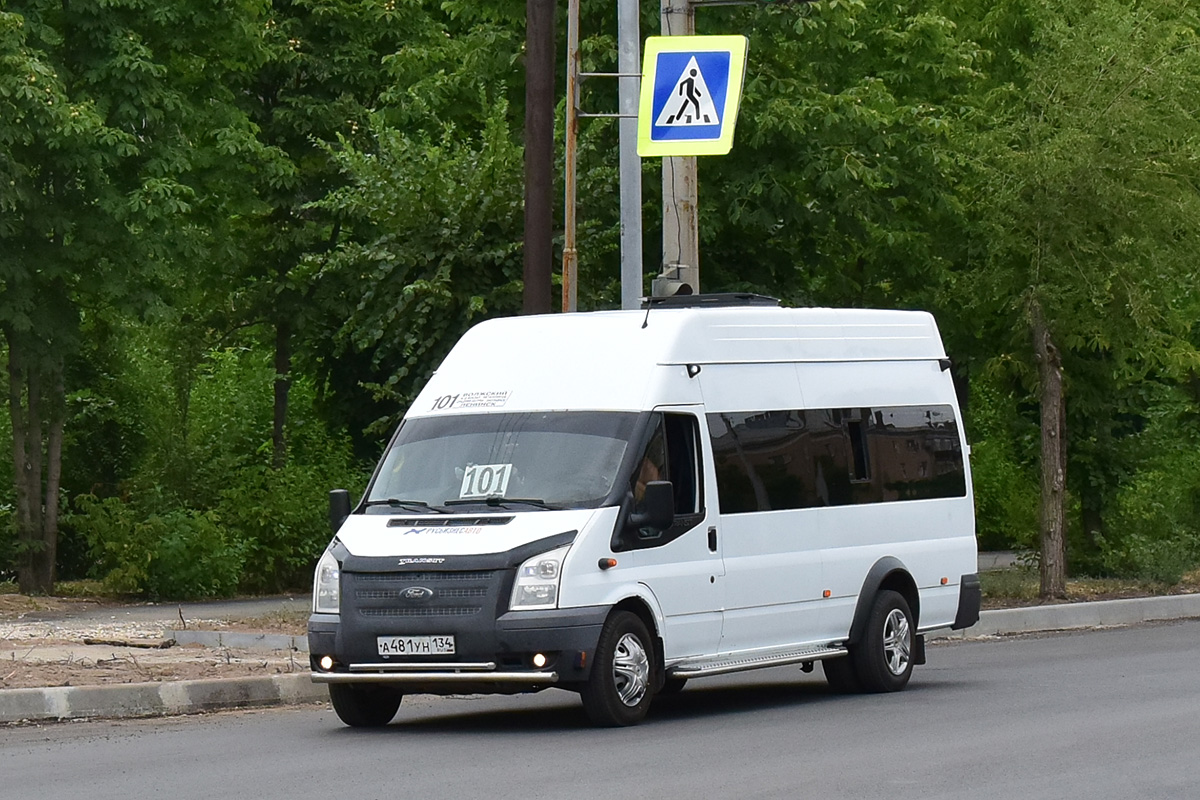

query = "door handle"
[707,526,717,552]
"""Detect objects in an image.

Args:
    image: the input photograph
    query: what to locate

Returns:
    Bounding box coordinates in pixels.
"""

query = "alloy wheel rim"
[882,608,911,676]
[613,632,650,706]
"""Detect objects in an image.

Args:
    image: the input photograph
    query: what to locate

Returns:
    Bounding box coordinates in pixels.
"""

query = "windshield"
[365,412,639,511]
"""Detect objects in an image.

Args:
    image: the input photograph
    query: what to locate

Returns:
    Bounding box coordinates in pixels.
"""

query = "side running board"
[668,645,849,680]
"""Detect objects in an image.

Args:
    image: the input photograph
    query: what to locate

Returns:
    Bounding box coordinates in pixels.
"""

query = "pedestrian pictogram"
[655,57,719,127]
[638,35,749,157]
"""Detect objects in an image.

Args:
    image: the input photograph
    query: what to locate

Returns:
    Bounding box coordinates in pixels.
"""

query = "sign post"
[641,32,749,296]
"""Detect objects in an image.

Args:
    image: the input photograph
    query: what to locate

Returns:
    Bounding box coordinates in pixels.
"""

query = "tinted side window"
[707,411,810,513]
[708,405,966,514]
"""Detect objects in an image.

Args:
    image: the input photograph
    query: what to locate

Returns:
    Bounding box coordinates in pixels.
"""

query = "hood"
[334,508,601,558]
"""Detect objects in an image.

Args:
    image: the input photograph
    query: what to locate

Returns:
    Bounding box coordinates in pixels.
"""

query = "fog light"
[319,655,334,671]
[532,653,547,668]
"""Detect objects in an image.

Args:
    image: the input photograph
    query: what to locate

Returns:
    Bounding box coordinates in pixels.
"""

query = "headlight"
[313,548,341,614]
[510,545,570,610]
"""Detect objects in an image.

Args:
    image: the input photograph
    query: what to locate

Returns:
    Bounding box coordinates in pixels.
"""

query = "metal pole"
[523,0,555,314]
[562,0,580,313]
[659,0,699,296]
[618,0,643,309]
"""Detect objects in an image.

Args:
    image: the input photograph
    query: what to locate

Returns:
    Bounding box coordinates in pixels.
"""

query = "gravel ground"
[1,596,307,691]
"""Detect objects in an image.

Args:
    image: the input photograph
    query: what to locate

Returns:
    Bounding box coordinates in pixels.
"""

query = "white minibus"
[309,294,980,727]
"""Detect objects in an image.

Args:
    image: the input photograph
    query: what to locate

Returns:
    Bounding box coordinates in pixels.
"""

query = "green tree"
[226,0,443,469]
[0,1,276,593]
[694,0,983,312]
[962,0,1200,596]
[304,4,527,438]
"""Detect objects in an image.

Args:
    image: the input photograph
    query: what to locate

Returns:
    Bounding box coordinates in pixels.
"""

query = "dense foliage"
[3,0,1200,597]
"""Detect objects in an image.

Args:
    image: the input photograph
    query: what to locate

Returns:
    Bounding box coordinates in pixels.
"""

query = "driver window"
[631,412,703,526]
[634,419,669,510]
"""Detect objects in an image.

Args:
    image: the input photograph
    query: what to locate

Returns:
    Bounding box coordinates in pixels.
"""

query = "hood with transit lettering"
[333,508,605,558]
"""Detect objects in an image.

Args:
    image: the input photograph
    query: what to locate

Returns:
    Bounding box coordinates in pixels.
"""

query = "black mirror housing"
[329,489,351,534]
[629,480,675,533]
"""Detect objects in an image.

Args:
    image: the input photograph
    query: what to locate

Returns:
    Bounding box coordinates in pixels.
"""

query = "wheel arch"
[846,557,919,646]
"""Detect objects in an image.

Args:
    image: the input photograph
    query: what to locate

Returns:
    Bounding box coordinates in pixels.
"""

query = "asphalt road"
[3,619,1198,800]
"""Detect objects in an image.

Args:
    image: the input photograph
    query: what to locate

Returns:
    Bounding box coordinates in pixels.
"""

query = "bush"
[965,379,1040,551]
[218,457,368,594]
[73,495,247,600]
[1097,463,1200,583]
[1097,531,1199,585]
[64,333,372,598]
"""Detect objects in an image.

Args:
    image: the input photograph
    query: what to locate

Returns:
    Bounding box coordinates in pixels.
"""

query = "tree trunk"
[41,365,66,589]
[4,330,62,595]
[1032,301,1068,599]
[272,318,292,470]
[7,336,35,589]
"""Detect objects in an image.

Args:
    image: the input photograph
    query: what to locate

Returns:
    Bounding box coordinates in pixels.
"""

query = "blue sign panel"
[648,50,732,143]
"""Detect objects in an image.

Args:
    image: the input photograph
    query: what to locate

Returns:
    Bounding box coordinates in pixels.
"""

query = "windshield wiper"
[363,498,448,514]
[443,497,562,510]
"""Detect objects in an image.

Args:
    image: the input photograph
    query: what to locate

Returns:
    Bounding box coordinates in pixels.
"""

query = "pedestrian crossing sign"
[638,35,749,157]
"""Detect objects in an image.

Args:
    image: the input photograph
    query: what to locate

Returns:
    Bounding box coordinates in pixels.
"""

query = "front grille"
[356,587,488,601]
[360,607,482,617]
[343,568,504,628]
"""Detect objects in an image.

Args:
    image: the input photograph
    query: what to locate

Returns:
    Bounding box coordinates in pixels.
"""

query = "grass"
[981,565,1200,608]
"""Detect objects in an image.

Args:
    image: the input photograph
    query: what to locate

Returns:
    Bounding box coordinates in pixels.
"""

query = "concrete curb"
[0,673,326,725]
[4,592,1199,725]
[935,592,1200,640]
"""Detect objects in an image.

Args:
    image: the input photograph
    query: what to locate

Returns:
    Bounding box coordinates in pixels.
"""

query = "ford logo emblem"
[402,586,434,602]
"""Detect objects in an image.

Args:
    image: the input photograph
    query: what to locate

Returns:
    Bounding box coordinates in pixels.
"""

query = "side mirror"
[629,481,675,534]
[329,489,351,534]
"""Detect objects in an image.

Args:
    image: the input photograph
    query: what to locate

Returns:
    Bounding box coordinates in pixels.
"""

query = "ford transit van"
[308,294,980,727]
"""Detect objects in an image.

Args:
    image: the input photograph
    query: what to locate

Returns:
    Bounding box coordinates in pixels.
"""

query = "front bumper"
[308,605,610,693]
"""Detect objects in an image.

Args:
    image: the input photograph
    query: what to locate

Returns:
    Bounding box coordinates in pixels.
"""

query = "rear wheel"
[328,683,403,728]
[581,611,655,726]
[850,590,915,693]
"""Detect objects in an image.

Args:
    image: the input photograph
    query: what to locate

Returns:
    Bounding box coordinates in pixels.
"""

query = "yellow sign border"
[637,35,749,157]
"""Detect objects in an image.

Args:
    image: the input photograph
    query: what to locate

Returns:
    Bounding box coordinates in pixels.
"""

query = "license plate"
[377,635,456,656]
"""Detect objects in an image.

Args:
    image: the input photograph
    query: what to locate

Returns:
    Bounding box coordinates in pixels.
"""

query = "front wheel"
[328,683,403,728]
[850,590,915,693]
[581,611,656,727]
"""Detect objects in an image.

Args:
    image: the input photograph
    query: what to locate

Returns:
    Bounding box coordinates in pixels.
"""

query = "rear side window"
[707,405,966,514]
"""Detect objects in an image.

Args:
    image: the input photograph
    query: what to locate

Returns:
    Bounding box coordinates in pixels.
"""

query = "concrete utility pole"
[523,0,555,315]
[655,0,700,297]
[618,0,643,309]
[563,0,580,312]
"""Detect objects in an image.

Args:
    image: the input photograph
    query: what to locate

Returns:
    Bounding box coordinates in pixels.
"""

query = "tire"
[328,683,403,728]
[581,611,656,727]
[821,656,862,693]
[850,590,915,693]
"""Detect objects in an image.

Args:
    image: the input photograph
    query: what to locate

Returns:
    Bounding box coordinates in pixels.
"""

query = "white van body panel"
[408,307,948,419]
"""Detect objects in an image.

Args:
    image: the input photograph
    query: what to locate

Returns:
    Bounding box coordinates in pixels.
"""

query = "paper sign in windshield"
[429,391,512,412]
[459,463,514,499]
